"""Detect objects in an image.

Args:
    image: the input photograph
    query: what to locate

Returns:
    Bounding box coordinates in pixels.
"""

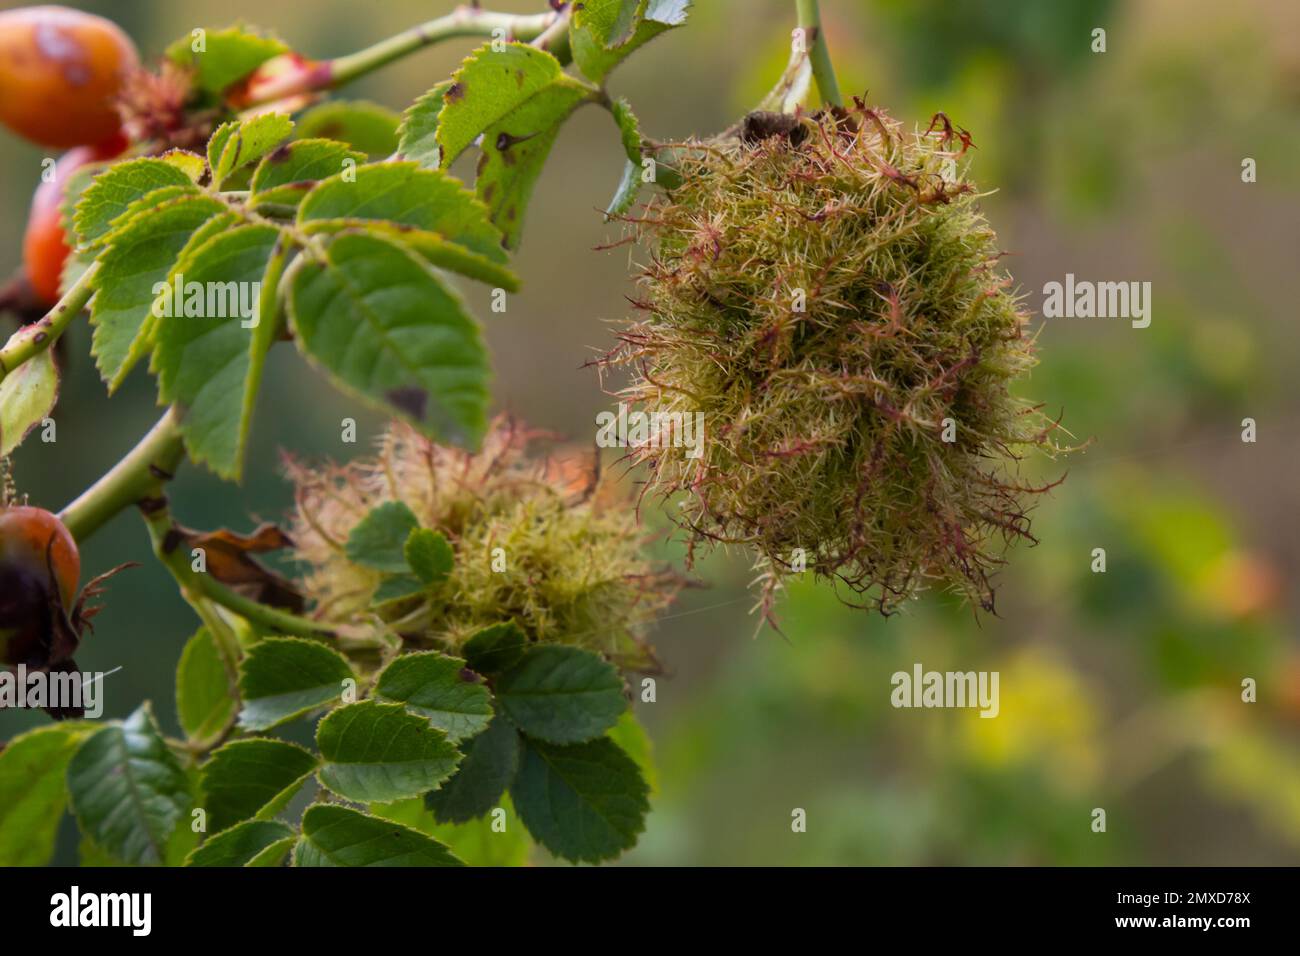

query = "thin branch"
[0,263,98,381]
[59,406,186,542]
[795,0,843,107]
[138,496,340,640]
[58,408,372,646]
[247,5,562,105]
[530,4,574,64]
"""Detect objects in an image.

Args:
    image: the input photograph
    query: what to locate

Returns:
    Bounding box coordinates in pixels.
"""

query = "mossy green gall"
[286,416,678,670]
[600,103,1067,618]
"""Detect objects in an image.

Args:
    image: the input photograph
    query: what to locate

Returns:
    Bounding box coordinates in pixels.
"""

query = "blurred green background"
[2,0,1298,865]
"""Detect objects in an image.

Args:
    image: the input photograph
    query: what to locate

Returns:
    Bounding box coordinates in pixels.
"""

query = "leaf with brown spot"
[436,44,586,167]
[385,386,429,423]
[250,138,365,210]
[436,44,597,247]
[207,114,294,190]
[287,232,490,446]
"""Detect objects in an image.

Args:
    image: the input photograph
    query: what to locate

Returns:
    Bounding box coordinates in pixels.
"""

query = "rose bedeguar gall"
[599,103,1069,619]
[285,417,680,671]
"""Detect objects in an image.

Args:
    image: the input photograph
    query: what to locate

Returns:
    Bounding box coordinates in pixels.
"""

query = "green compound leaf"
[57,161,108,298]
[153,223,285,479]
[295,100,400,158]
[200,738,318,833]
[461,620,527,675]
[288,231,490,447]
[166,25,288,95]
[374,795,529,866]
[175,627,237,748]
[166,207,241,269]
[611,98,643,163]
[495,645,626,744]
[404,528,454,585]
[606,158,642,220]
[397,81,452,168]
[297,162,507,263]
[295,804,463,867]
[60,160,104,234]
[344,501,420,573]
[0,722,94,866]
[425,713,521,824]
[207,113,294,190]
[158,149,209,183]
[604,99,645,219]
[66,704,193,866]
[436,43,595,249]
[430,799,531,865]
[73,156,201,249]
[185,819,295,867]
[115,185,207,230]
[301,220,519,292]
[316,700,461,803]
[510,735,649,864]
[570,0,690,84]
[166,768,203,866]
[375,651,492,743]
[249,139,364,210]
[371,574,426,606]
[475,82,591,250]
[0,345,58,457]
[237,637,354,731]
[608,709,659,794]
[437,44,578,166]
[88,193,227,391]
[246,836,297,867]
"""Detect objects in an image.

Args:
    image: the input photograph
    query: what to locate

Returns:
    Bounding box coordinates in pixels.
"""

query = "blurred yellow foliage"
[961,649,1100,789]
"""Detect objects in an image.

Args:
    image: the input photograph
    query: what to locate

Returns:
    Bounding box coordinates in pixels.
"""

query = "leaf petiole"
[794,0,844,107]
[139,497,338,641]
[59,406,186,542]
[248,6,562,106]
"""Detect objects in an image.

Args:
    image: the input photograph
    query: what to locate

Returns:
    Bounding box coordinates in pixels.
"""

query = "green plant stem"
[251,5,560,104]
[58,409,360,648]
[0,263,98,381]
[530,5,573,64]
[188,596,245,681]
[795,0,843,107]
[59,406,186,542]
[138,498,338,640]
[55,407,315,645]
